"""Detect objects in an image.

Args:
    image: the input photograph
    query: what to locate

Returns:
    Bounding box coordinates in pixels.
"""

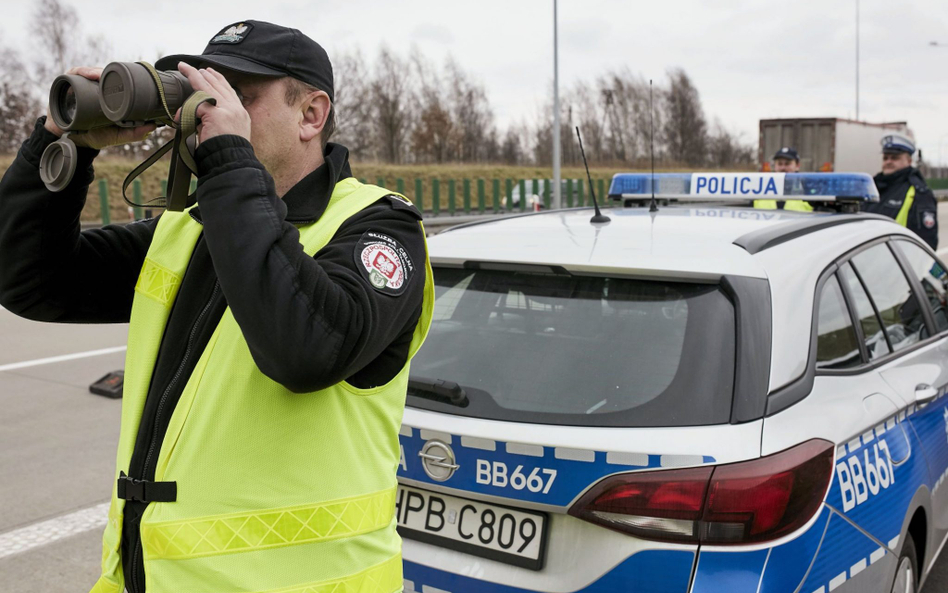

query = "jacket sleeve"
[194,135,427,393]
[909,181,938,251]
[0,118,158,323]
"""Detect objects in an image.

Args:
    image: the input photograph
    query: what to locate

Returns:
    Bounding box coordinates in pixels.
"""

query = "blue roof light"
[608,172,879,202]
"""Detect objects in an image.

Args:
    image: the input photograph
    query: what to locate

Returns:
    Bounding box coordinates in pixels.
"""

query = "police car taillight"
[568,439,834,545]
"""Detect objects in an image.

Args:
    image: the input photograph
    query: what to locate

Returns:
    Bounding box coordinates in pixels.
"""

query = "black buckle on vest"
[117,472,177,503]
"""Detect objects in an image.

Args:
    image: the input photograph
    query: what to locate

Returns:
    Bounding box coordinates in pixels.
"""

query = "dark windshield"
[408,267,736,427]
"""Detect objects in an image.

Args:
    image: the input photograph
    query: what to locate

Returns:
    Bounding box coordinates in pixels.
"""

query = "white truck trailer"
[759,118,914,175]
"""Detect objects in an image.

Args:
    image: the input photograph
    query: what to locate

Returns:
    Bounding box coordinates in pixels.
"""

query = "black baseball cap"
[156,20,334,101]
[773,147,799,161]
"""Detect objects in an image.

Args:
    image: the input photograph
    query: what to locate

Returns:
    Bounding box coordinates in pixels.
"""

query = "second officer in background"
[755,147,812,212]
[863,134,938,250]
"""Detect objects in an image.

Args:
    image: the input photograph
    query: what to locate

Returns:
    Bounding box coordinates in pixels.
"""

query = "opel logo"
[419,440,459,482]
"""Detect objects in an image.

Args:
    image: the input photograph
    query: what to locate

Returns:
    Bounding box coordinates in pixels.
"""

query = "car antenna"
[648,79,658,214]
[575,126,610,224]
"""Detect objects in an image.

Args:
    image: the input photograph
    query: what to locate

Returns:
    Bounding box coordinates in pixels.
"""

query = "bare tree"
[569,85,605,164]
[602,70,665,165]
[0,48,40,153]
[333,49,375,161]
[533,117,553,165]
[371,47,413,164]
[707,119,755,167]
[500,128,523,165]
[409,49,455,163]
[445,58,494,162]
[483,127,500,163]
[30,0,110,87]
[662,68,707,166]
[30,0,72,82]
[412,102,454,163]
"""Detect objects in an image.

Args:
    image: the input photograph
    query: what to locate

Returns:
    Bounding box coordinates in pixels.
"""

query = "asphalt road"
[3,204,948,592]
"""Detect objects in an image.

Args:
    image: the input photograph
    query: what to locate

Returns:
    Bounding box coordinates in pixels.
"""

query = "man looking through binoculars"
[0,19,432,593]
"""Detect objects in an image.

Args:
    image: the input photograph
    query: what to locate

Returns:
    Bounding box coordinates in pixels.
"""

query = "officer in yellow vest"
[861,134,938,249]
[754,147,813,212]
[0,20,432,593]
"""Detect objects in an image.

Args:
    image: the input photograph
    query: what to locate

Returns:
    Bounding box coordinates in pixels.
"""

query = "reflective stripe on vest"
[895,185,916,227]
[753,199,813,212]
[90,178,434,593]
[142,487,397,559]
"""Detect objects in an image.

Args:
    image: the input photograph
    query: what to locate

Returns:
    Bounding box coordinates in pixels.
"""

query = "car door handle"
[915,384,939,403]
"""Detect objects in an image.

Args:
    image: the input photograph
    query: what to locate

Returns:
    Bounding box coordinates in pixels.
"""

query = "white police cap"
[881,134,915,155]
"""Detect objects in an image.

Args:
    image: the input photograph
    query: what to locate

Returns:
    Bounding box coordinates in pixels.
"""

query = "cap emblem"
[211,22,252,45]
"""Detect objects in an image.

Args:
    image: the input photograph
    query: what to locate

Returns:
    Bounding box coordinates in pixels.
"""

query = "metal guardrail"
[91,177,610,225]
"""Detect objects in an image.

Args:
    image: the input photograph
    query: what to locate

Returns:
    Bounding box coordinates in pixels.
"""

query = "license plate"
[396,484,548,570]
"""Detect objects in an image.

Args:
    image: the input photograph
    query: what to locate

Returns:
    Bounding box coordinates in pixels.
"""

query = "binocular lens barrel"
[48,75,114,131]
[99,62,194,125]
[46,62,195,132]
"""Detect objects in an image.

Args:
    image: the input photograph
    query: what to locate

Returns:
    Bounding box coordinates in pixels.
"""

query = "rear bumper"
[403,504,898,593]
[403,549,696,593]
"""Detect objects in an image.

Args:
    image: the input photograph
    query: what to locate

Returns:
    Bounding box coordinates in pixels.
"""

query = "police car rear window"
[408,268,736,427]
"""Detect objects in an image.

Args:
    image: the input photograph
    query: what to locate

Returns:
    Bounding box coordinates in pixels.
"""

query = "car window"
[816,275,862,369]
[409,268,736,427]
[893,240,948,333]
[838,262,891,360]
[851,244,927,351]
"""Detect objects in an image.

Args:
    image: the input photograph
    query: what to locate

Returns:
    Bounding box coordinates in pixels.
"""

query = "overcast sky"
[5,0,948,164]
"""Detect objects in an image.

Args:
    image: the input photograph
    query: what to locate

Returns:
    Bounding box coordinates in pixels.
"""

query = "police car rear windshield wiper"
[407,377,469,407]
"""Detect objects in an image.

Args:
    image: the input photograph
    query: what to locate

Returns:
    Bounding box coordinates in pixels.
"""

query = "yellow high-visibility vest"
[89,178,434,593]
[753,199,814,212]
[895,186,916,228]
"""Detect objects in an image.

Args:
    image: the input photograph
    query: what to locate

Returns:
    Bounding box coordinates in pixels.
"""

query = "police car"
[397,172,948,593]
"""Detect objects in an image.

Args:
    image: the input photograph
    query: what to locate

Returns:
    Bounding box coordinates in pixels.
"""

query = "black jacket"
[0,118,427,593]
[863,166,938,250]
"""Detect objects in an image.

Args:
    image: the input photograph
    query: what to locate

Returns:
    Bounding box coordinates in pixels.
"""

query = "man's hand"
[177,62,251,144]
[44,67,156,150]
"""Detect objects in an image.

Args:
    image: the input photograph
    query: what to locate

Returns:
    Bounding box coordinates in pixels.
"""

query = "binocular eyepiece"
[48,62,193,132]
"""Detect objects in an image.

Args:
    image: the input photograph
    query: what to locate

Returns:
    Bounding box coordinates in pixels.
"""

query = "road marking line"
[0,346,126,372]
[0,502,109,559]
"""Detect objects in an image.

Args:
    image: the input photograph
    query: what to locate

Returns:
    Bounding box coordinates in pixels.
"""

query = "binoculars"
[49,62,193,132]
[41,62,194,192]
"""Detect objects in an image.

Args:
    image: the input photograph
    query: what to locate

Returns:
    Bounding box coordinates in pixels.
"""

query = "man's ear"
[300,91,331,143]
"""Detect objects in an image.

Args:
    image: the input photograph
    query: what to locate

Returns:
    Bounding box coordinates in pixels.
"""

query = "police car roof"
[430,207,854,280]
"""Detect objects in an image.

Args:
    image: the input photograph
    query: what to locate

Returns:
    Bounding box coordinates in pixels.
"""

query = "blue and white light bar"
[608,172,879,202]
